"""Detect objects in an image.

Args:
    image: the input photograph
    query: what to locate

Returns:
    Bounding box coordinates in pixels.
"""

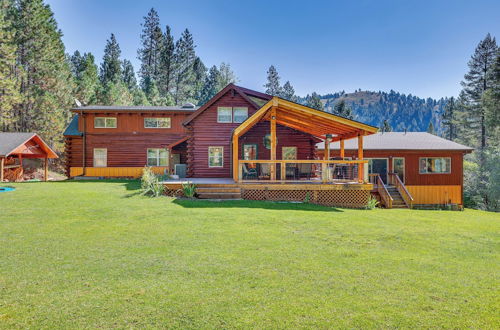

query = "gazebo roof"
[0,133,58,158]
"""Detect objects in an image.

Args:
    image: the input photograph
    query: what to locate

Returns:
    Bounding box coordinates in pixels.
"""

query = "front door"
[368,158,388,183]
[393,157,405,183]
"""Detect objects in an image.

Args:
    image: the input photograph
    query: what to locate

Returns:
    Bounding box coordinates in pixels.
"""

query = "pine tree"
[442,96,457,140]
[172,29,196,104]
[100,33,122,84]
[158,25,175,97]
[192,56,207,102]
[427,121,435,134]
[217,62,237,90]
[99,81,133,105]
[460,33,498,149]
[281,81,297,102]
[381,119,392,132]
[138,8,163,91]
[122,59,137,90]
[306,92,323,111]
[0,0,22,130]
[333,100,353,119]
[132,88,150,106]
[71,52,100,105]
[13,0,74,148]
[198,65,221,105]
[264,65,282,96]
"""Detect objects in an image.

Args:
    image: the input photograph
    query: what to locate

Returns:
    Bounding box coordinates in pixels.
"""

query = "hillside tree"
[158,25,175,97]
[264,65,282,96]
[306,92,323,111]
[138,8,163,92]
[281,81,297,102]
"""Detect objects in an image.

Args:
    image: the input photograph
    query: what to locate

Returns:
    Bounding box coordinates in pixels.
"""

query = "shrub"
[182,182,197,198]
[140,167,165,197]
[365,196,379,210]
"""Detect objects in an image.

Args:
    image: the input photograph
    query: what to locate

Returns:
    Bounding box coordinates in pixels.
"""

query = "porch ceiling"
[234,97,378,142]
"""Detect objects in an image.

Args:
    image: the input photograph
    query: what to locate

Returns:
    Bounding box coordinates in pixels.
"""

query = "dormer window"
[94,117,117,128]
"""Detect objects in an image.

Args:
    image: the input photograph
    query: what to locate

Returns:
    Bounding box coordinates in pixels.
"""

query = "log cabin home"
[64,84,471,209]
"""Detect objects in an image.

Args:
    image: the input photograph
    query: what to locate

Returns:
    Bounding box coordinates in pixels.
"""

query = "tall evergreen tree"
[427,121,435,134]
[306,92,323,111]
[138,8,163,91]
[264,65,282,96]
[281,81,297,102]
[198,65,221,105]
[172,29,196,104]
[460,33,498,149]
[0,0,22,130]
[441,96,457,140]
[217,62,237,90]
[71,51,100,105]
[381,119,392,132]
[100,33,122,84]
[158,25,175,97]
[192,56,207,102]
[13,0,74,148]
[121,59,137,90]
[333,100,353,119]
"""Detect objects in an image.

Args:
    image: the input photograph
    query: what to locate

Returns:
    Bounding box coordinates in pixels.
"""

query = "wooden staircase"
[386,186,408,208]
[196,186,242,200]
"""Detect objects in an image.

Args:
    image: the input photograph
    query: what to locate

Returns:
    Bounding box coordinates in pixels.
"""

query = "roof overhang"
[1,134,58,158]
[233,97,378,141]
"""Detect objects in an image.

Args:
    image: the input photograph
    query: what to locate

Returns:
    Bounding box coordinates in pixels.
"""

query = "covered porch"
[232,97,378,184]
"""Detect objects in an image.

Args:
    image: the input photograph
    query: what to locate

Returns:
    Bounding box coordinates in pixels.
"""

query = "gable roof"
[63,115,82,136]
[316,132,474,151]
[183,84,272,125]
[0,132,58,158]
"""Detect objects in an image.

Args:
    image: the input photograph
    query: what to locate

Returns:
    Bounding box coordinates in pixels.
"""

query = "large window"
[243,144,257,160]
[419,157,451,174]
[208,147,224,167]
[233,107,248,123]
[144,117,171,128]
[282,147,297,160]
[93,148,107,167]
[147,148,168,166]
[94,117,117,128]
[217,107,232,123]
[217,107,248,123]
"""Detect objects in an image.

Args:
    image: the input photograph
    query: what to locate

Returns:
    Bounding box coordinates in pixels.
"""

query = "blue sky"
[46,0,499,99]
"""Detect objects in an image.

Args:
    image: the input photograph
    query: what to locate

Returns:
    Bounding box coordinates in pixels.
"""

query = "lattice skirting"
[164,188,184,197]
[242,189,370,208]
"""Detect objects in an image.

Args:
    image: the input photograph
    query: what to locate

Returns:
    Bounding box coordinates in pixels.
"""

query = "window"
[93,148,107,167]
[208,147,224,167]
[217,107,232,123]
[94,117,117,128]
[243,144,257,160]
[282,147,297,160]
[419,157,451,174]
[233,107,248,123]
[147,148,168,166]
[144,117,171,128]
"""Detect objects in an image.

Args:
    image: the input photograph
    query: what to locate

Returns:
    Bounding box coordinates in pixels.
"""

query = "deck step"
[197,192,242,199]
[196,187,241,193]
[385,185,409,209]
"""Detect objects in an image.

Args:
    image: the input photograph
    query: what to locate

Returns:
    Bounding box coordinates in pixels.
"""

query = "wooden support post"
[280,162,286,181]
[321,162,328,182]
[44,156,48,182]
[232,134,239,182]
[358,134,364,183]
[340,139,345,159]
[0,157,4,182]
[270,107,277,181]
[324,139,330,160]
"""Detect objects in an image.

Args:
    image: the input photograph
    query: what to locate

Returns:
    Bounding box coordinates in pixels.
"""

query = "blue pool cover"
[0,187,15,192]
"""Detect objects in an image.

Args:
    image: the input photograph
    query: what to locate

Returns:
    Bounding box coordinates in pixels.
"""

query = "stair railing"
[388,173,413,209]
[376,174,393,208]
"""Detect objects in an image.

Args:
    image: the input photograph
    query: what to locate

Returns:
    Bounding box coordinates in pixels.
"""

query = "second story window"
[233,107,248,123]
[144,117,171,128]
[217,107,232,123]
[94,117,117,128]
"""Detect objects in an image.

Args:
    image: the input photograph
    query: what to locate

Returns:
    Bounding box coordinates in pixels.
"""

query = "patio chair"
[242,163,258,180]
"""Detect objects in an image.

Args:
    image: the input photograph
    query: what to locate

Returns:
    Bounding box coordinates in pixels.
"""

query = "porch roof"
[233,97,378,141]
[0,133,58,158]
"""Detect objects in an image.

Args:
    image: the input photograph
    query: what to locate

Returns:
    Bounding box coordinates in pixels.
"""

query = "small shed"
[0,132,58,182]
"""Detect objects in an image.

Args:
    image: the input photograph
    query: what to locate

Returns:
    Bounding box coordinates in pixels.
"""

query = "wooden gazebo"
[0,133,58,182]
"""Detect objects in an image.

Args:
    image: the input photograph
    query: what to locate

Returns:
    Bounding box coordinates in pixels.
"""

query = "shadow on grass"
[172,198,343,212]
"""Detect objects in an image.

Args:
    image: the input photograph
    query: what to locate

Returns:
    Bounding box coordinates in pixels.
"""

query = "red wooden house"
[64,84,470,208]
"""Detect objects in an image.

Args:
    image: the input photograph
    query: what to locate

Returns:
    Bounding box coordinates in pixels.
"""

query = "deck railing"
[238,159,368,183]
[388,173,413,208]
[375,174,393,208]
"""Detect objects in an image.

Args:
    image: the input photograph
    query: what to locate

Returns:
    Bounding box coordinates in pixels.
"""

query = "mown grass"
[0,180,498,328]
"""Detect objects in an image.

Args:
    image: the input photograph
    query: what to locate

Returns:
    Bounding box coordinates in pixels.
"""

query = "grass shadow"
[172,198,343,212]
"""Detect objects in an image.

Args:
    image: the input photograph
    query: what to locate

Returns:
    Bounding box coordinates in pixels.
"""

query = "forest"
[0,0,498,210]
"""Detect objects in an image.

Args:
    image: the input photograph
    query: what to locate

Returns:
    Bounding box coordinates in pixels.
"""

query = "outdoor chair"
[242,163,257,180]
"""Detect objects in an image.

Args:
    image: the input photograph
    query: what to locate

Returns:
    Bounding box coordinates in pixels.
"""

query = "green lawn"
[0,180,498,328]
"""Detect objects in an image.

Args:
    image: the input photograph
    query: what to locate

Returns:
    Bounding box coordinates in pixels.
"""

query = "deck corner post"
[270,107,277,181]
[0,157,4,182]
[44,155,48,182]
[358,133,364,183]
[232,134,239,182]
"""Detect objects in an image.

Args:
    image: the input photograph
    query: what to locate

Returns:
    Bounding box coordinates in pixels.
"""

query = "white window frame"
[233,107,249,123]
[94,117,117,128]
[144,117,171,129]
[419,157,451,174]
[93,148,107,167]
[217,107,232,123]
[208,146,224,168]
[147,148,169,167]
